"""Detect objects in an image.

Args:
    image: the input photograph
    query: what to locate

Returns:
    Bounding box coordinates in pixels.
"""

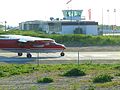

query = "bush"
[115,73,120,76]
[88,84,96,90]
[63,68,86,76]
[2,30,120,46]
[37,77,53,83]
[114,65,120,70]
[92,74,113,83]
[0,71,8,77]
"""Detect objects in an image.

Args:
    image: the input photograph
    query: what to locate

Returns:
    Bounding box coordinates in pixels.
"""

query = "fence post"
[37,53,40,66]
[78,51,80,65]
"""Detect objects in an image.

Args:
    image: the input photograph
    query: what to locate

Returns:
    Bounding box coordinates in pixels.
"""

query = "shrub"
[0,71,8,77]
[37,77,53,83]
[88,84,96,90]
[115,73,120,76]
[114,65,120,70]
[10,70,21,75]
[92,74,113,83]
[63,68,86,76]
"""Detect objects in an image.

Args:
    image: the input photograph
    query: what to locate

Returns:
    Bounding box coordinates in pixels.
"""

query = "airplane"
[0,35,66,58]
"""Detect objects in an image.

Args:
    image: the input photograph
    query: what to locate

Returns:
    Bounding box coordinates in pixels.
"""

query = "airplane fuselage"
[0,35,66,58]
[0,39,65,53]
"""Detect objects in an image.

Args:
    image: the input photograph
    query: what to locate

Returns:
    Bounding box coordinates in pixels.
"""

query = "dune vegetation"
[0,63,120,89]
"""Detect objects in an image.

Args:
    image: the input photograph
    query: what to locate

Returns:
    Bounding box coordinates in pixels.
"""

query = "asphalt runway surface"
[0,51,120,64]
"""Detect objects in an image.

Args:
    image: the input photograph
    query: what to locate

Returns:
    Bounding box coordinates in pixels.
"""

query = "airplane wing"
[18,39,28,43]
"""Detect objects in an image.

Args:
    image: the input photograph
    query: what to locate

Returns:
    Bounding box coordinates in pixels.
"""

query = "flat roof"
[48,21,98,25]
[20,20,98,25]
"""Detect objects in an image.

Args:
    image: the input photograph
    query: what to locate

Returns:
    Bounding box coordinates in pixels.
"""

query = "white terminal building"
[19,10,98,35]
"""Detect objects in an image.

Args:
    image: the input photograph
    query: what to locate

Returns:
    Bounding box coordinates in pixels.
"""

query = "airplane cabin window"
[45,42,50,45]
[50,42,56,45]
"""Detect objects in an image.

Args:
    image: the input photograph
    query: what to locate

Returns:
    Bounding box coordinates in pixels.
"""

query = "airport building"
[19,10,98,35]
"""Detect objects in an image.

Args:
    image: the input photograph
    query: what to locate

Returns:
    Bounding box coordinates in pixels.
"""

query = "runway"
[0,51,120,64]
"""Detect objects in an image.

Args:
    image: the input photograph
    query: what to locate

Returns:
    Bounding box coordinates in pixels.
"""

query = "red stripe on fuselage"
[0,39,65,50]
[0,39,18,48]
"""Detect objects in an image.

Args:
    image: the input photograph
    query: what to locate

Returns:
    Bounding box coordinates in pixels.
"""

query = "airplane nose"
[56,43,66,49]
[62,45,66,49]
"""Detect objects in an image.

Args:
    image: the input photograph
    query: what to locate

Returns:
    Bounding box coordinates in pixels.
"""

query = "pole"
[107,9,110,30]
[78,51,79,65]
[36,53,40,81]
[5,21,7,31]
[102,8,103,35]
[37,53,40,66]
[113,9,116,35]
[114,9,116,30]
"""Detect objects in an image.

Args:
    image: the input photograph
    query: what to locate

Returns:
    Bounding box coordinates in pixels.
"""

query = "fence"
[0,51,119,64]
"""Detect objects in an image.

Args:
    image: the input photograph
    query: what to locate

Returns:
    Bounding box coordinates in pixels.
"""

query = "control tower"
[62,10,83,20]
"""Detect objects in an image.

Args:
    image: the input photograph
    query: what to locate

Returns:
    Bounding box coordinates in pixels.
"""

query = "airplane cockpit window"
[45,42,50,45]
[50,42,57,45]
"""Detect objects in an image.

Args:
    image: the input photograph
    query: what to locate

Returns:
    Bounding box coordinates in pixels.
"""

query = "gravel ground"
[0,70,120,90]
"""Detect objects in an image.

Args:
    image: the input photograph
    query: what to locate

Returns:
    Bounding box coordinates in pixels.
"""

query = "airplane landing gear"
[60,52,65,56]
[27,53,32,58]
[18,53,23,56]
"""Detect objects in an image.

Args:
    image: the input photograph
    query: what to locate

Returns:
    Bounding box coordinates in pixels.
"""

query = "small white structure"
[19,9,98,35]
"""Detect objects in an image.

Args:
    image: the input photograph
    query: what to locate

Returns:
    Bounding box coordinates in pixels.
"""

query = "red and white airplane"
[0,35,66,58]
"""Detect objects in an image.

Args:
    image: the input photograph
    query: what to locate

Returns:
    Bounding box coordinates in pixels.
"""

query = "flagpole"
[66,0,72,4]
[66,0,72,21]
[88,9,91,20]
[102,8,103,35]
[114,9,116,30]
[107,9,110,30]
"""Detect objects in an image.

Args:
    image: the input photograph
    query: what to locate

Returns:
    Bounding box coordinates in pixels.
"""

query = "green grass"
[0,63,119,77]
[0,63,120,89]
[0,64,38,77]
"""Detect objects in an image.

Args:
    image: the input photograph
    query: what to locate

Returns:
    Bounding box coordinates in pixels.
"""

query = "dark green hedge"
[1,30,120,46]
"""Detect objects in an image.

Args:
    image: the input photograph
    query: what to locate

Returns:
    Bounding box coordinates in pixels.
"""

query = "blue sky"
[0,0,120,26]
